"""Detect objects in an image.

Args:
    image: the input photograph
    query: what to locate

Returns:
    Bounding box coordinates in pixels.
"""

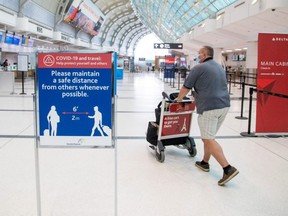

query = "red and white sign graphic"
[165,56,175,65]
[161,113,192,137]
[256,33,288,133]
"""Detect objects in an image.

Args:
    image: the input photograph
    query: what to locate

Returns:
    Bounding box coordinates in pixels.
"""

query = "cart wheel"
[156,141,165,162]
[156,150,165,162]
[188,147,197,157]
[186,137,197,157]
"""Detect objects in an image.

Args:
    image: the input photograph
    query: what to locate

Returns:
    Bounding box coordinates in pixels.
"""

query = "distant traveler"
[175,46,239,186]
[2,59,8,70]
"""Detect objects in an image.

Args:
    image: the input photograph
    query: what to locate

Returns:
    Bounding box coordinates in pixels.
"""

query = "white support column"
[246,41,258,69]
[213,48,223,65]
[245,41,258,84]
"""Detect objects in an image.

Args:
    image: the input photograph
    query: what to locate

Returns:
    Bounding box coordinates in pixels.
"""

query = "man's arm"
[175,86,190,101]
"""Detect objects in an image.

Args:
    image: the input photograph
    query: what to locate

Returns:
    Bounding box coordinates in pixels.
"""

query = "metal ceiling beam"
[117,23,144,48]
[100,8,134,45]
[131,0,238,43]
[110,17,140,46]
[101,0,129,15]
[128,29,151,51]
[131,30,153,54]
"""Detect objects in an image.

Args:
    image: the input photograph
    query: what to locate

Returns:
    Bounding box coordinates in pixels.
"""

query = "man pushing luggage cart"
[146,92,197,162]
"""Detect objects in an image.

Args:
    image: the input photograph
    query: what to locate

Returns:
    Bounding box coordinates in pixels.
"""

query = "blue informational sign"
[164,56,175,79]
[37,52,114,147]
[164,68,175,79]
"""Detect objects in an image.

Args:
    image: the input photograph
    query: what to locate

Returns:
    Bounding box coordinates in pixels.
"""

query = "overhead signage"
[61,35,72,42]
[36,26,43,33]
[256,33,288,134]
[154,43,183,49]
[53,31,75,44]
[16,17,54,38]
[37,52,114,147]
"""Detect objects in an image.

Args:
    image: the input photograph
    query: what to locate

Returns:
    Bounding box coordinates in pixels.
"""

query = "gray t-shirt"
[183,58,230,114]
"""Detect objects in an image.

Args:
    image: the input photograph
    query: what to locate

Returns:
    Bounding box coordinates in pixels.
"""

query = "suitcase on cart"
[146,92,197,162]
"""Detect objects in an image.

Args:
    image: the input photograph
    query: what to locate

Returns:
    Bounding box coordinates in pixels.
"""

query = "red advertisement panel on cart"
[256,33,288,133]
[161,113,192,137]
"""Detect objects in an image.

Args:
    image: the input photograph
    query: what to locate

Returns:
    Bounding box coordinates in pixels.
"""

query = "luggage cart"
[146,92,197,162]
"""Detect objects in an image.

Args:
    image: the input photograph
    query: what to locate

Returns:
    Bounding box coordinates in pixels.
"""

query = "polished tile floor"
[0,72,288,216]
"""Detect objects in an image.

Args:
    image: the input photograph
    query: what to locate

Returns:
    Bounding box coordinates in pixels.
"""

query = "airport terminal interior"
[0,0,288,215]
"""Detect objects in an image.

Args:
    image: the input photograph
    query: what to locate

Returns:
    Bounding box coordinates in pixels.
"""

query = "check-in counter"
[7,64,35,79]
[0,71,15,94]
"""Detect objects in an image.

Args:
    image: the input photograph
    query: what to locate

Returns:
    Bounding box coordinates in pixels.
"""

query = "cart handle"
[162,91,170,100]
[162,92,176,103]
[162,91,193,103]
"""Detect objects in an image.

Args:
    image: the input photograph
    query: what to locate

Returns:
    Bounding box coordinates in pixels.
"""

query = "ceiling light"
[251,0,258,5]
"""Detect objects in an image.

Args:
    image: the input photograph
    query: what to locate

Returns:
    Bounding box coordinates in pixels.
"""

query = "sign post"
[17,54,28,95]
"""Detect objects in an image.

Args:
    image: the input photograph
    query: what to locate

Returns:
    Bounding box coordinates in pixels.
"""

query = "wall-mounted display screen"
[4,33,14,44]
[13,35,21,45]
[21,36,29,46]
[238,54,245,61]
[232,53,246,61]
[28,39,34,47]
[64,0,105,36]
